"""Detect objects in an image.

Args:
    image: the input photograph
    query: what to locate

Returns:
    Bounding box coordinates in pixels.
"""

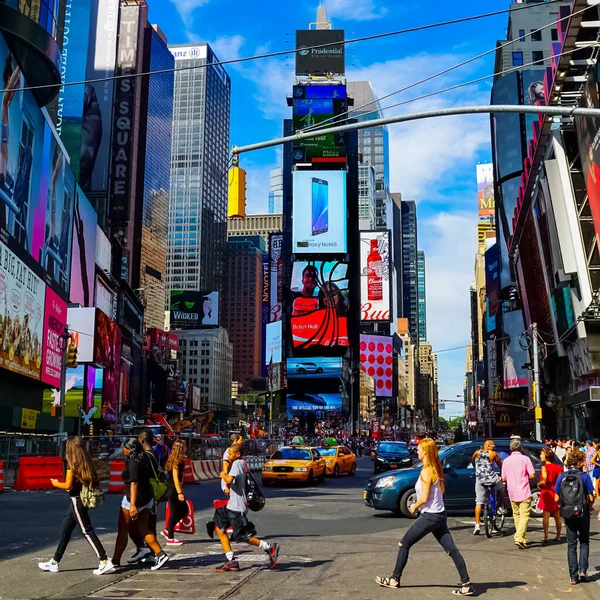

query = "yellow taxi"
[315,445,357,477]
[262,445,326,485]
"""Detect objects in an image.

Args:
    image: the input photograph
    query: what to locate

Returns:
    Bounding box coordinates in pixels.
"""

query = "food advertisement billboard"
[41,286,67,387]
[70,187,97,306]
[359,231,391,322]
[295,30,345,76]
[0,239,45,380]
[476,164,495,218]
[170,290,219,329]
[290,261,349,349]
[286,393,342,417]
[292,171,347,255]
[360,335,393,397]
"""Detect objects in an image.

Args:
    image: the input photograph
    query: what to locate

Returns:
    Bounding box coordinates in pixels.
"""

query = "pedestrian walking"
[472,440,505,536]
[161,439,189,546]
[38,437,114,575]
[554,440,567,463]
[111,438,169,571]
[555,449,595,585]
[501,438,535,549]
[537,447,562,542]
[375,438,473,595]
[211,443,279,572]
[591,440,600,497]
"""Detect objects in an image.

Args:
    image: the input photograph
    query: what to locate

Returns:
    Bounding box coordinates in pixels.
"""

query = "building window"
[512,52,524,67]
[551,28,559,42]
[530,30,542,42]
[518,29,525,42]
[532,51,544,64]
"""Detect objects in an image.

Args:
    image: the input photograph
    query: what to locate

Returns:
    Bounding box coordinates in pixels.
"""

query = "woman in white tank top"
[376,439,473,595]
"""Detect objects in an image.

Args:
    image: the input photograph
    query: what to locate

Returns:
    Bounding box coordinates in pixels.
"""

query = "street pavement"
[0,457,599,600]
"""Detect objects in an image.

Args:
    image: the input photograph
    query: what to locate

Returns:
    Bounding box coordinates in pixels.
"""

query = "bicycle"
[482,483,506,538]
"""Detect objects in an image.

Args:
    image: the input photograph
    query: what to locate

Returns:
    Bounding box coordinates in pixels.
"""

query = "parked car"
[364,439,547,518]
[373,441,412,474]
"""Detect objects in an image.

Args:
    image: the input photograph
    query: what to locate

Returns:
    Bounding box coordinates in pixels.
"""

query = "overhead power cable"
[1,0,567,96]
[301,1,585,134]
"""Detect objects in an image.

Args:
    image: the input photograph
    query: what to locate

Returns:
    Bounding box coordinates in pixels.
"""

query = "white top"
[415,470,445,514]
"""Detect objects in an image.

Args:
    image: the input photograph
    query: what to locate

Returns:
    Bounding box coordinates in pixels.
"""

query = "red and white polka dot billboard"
[360,334,393,397]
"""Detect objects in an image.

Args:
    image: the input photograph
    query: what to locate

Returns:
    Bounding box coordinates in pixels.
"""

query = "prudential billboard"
[292,171,347,255]
[295,30,345,76]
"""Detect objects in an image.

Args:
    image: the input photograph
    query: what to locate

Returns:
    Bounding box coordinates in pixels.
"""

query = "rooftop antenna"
[310,1,332,30]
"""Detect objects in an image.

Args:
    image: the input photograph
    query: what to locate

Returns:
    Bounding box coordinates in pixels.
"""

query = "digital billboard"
[265,321,282,365]
[67,306,95,363]
[287,357,342,379]
[290,261,349,349]
[85,365,103,416]
[359,231,391,322]
[485,243,500,333]
[476,164,495,218]
[292,171,347,254]
[522,69,546,146]
[42,364,86,418]
[269,233,283,323]
[41,286,68,388]
[70,187,97,306]
[360,335,393,397]
[170,290,219,329]
[94,309,121,421]
[502,310,529,389]
[0,239,45,380]
[295,30,345,76]
[286,393,342,417]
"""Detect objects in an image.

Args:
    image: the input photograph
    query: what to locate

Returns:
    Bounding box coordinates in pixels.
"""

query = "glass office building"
[402,200,419,342]
[168,43,231,300]
[417,250,427,343]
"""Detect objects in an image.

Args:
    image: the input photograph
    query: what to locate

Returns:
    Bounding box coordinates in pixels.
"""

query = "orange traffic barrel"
[108,460,125,493]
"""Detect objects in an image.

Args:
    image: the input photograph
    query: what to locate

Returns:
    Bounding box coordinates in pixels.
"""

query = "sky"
[148,0,520,418]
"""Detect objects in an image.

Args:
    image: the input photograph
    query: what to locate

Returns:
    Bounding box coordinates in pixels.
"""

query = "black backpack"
[559,471,587,520]
[245,466,266,512]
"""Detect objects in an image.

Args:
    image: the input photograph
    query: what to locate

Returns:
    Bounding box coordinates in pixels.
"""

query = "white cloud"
[208,35,246,63]
[170,0,209,20]
[325,0,387,21]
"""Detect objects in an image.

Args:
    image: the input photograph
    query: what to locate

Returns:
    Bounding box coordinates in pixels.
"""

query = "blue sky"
[149,0,519,417]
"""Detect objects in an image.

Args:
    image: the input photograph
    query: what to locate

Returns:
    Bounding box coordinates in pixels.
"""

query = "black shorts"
[213,506,257,542]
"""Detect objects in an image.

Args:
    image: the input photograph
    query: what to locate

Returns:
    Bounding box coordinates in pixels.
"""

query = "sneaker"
[160,529,169,539]
[166,538,183,546]
[128,547,152,564]
[570,577,579,586]
[515,541,527,549]
[473,525,480,536]
[215,560,240,572]
[452,583,475,596]
[150,552,169,571]
[93,560,115,575]
[579,572,587,583]
[38,560,59,573]
[267,543,280,569]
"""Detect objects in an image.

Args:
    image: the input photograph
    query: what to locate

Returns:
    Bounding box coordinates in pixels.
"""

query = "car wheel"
[333,464,339,477]
[399,488,418,518]
[316,367,323,373]
[530,490,542,518]
[306,470,314,485]
[298,368,306,374]
[349,462,356,476]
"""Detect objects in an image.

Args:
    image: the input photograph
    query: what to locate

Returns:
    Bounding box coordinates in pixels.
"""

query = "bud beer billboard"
[359,231,391,322]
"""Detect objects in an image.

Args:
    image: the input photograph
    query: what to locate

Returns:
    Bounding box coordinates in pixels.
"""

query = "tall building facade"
[417,250,427,343]
[358,162,376,230]
[222,236,265,390]
[227,213,282,246]
[268,168,283,214]
[167,43,231,300]
[401,200,419,342]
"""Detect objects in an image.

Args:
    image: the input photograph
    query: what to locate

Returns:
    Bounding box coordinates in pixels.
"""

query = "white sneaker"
[93,560,115,575]
[128,547,152,563]
[151,553,169,571]
[473,525,481,536]
[38,560,59,573]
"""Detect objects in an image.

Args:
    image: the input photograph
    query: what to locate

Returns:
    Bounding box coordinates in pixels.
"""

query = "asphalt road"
[0,458,599,600]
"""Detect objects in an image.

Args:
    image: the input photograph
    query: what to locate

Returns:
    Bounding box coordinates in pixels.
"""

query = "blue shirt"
[554,469,594,495]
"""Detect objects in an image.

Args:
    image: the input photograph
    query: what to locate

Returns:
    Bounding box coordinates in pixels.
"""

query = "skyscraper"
[167,43,231,300]
[417,250,427,343]
[227,213,282,246]
[401,200,419,342]
[268,168,283,214]
[358,162,376,230]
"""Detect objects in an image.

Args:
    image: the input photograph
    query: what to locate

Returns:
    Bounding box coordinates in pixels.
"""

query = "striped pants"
[54,497,108,562]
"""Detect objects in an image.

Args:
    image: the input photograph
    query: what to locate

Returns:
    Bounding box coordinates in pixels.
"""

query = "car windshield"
[315,448,337,456]
[271,449,311,461]
[378,443,409,454]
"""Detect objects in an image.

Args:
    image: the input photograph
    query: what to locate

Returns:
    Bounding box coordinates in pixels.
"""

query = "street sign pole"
[58,325,70,458]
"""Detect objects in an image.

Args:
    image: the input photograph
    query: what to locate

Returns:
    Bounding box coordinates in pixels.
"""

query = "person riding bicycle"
[472,440,505,535]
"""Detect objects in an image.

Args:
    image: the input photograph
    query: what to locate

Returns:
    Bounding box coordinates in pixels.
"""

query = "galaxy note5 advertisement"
[292,171,347,254]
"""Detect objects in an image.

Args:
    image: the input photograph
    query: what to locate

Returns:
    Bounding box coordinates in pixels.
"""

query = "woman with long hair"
[38,438,114,575]
[592,440,600,497]
[376,439,473,595]
[162,439,189,546]
[537,447,563,542]
[111,438,169,570]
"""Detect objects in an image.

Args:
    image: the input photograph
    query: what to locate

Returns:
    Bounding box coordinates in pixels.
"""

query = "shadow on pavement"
[271,559,333,572]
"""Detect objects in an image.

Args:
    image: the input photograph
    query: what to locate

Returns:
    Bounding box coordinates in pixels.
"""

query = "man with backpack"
[212,443,279,572]
[555,449,595,585]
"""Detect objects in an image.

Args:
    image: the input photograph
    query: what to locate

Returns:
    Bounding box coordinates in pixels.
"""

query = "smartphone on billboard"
[311,177,328,236]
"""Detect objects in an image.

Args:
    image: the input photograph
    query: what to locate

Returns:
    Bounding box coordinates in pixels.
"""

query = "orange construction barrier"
[14,456,63,491]
[108,460,126,494]
[166,499,195,534]
[183,458,194,483]
[0,460,4,492]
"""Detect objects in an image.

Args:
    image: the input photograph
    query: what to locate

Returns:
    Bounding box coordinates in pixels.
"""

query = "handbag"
[81,484,104,509]
[148,455,168,503]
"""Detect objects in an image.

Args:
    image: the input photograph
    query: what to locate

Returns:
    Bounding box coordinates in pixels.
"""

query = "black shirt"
[122,455,153,507]
[69,472,83,498]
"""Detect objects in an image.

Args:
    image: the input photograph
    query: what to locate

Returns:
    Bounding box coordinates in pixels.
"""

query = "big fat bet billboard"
[359,231,391,322]
[292,170,347,254]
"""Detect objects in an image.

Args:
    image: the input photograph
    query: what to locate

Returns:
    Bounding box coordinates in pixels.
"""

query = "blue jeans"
[565,517,590,579]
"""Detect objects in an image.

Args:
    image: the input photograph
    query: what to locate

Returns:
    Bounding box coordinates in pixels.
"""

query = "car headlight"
[375,476,395,489]
[377,456,386,462]
[263,466,272,472]
[295,467,308,472]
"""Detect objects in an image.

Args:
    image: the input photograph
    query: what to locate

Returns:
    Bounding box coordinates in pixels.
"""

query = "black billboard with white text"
[295,30,345,76]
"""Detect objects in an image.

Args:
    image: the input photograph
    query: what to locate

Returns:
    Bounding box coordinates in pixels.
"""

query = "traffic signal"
[51,404,62,419]
[66,343,78,368]
[228,166,246,218]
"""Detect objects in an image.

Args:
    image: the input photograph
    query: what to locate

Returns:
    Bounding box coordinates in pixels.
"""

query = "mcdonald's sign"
[496,412,513,428]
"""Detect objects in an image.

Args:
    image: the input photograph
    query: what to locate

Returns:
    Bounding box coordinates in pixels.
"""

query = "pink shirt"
[501,451,535,502]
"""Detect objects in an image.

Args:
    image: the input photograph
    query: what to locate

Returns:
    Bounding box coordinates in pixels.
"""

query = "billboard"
[287,357,342,379]
[502,310,529,389]
[67,306,96,363]
[41,286,67,388]
[476,164,495,218]
[170,290,219,329]
[0,239,45,380]
[268,233,283,322]
[286,393,342,417]
[94,309,121,420]
[360,335,393,397]
[42,364,86,418]
[295,30,345,76]
[265,321,282,365]
[70,187,97,306]
[290,261,349,349]
[85,365,103,416]
[359,231,391,322]
[485,243,500,333]
[522,69,546,146]
[292,170,347,254]
[80,0,120,193]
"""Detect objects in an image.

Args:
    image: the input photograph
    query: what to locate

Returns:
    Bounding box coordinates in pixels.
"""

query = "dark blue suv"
[373,441,412,474]
[364,439,547,518]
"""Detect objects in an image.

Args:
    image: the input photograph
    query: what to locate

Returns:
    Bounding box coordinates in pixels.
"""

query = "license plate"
[363,491,367,499]
[278,474,287,479]
[391,464,398,469]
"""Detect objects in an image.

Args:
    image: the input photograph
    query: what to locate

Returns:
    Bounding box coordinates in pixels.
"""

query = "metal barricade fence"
[0,434,60,489]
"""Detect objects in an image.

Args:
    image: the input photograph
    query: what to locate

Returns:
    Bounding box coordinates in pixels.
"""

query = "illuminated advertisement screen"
[476,164,495,218]
[265,321,282,365]
[85,365,103,416]
[269,233,283,322]
[502,310,529,389]
[170,290,219,329]
[359,231,391,322]
[287,357,342,379]
[42,364,85,418]
[292,171,347,254]
[70,187,97,307]
[41,286,68,388]
[290,261,348,349]
[295,30,345,76]
[293,85,347,100]
[485,243,500,333]
[286,393,342,417]
[360,335,393,397]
